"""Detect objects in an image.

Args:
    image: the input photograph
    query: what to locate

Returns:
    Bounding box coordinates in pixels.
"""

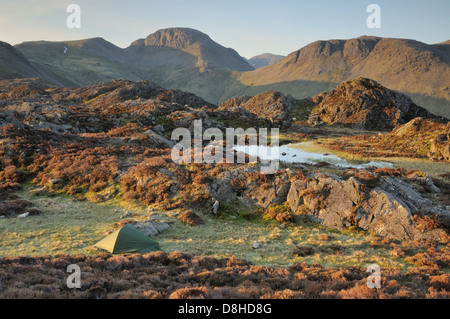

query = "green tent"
[94,224,161,254]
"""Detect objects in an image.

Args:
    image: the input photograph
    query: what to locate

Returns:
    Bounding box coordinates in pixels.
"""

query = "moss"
[218,199,261,222]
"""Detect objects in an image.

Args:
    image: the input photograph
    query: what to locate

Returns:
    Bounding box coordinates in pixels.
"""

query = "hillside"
[0,41,42,79]
[0,41,72,86]
[15,38,142,86]
[236,37,450,117]
[127,28,254,72]
[1,78,450,299]
[13,28,254,104]
[7,32,450,116]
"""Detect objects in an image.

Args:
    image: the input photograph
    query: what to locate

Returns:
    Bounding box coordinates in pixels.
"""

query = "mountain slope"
[15,38,141,86]
[7,33,450,116]
[127,28,254,72]
[0,41,72,86]
[13,28,253,104]
[236,37,450,117]
[0,41,41,79]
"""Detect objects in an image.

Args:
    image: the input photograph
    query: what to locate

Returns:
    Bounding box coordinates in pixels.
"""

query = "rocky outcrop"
[0,79,222,136]
[240,174,291,209]
[429,123,450,161]
[283,172,449,241]
[378,117,450,162]
[214,165,449,241]
[133,220,170,237]
[287,174,363,230]
[309,78,439,131]
[209,179,236,202]
[218,91,296,126]
[355,188,419,240]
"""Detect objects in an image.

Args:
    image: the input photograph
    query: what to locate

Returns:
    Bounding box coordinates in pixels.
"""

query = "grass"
[291,141,374,163]
[0,187,123,257]
[0,183,426,271]
[156,215,408,269]
[295,139,450,179]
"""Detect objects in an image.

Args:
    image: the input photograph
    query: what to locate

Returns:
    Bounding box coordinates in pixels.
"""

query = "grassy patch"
[1,184,446,271]
[0,188,123,257]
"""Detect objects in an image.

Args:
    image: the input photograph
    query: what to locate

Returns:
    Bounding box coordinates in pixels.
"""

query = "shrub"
[169,287,209,299]
[89,181,108,193]
[276,212,294,223]
[318,234,334,242]
[429,274,450,291]
[0,199,41,217]
[339,282,378,299]
[123,191,139,203]
[292,245,318,257]
[178,210,204,226]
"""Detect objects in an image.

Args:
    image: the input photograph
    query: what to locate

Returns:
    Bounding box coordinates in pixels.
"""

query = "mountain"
[127,28,254,72]
[15,38,140,86]
[0,41,71,86]
[13,28,253,104]
[6,32,450,116]
[0,41,41,79]
[236,36,450,117]
[248,53,285,69]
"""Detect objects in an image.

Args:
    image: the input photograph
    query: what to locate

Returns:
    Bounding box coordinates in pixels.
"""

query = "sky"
[0,0,449,59]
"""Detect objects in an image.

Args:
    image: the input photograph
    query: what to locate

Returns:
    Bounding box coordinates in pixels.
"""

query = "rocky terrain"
[0,77,449,299]
[237,36,450,117]
[319,116,450,162]
[0,77,448,236]
[307,78,439,130]
[217,90,298,126]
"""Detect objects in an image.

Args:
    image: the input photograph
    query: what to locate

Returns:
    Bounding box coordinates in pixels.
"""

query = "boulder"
[146,129,175,148]
[252,241,261,249]
[243,175,291,209]
[209,179,236,202]
[355,188,447,241]
[287,174,362,229]
[286,172,449,240]
[355,188,417,240]
[379,176,432,213]
[379,176,450,227]
[152,221,170,233]
[430,132,450,161]
[133,220,170,237]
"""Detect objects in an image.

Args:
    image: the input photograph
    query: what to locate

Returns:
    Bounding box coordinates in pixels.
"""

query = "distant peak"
[132,27,213,49]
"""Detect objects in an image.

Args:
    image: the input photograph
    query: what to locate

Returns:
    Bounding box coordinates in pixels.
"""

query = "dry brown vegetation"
[178,210,205,226]
[1,79,449,299]
[0,252,449,299]
[318,118,449,160]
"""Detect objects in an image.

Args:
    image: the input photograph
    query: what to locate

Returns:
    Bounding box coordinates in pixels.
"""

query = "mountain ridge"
[127,28,254,72]
[236,36,450,117]
[2,29,449,117]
